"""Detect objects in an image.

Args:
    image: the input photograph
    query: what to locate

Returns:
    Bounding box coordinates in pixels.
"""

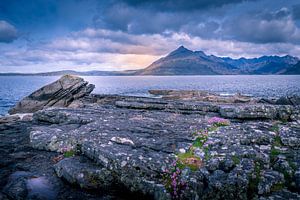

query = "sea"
[0,75,299,116]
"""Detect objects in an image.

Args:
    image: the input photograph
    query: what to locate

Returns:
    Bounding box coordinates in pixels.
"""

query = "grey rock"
[276,95,300,106]
[3,106,296,200]
[258,98,277,104]
[8,75,95,114]
[0,115,20,124]
[219,105,278,119]
[115,98,219,114]
[28,106,300,199]
[219,104,297,120]
[279,125,300,149]
[276,105,293,121]
[30,107,204,199]
[206,158,220,172]
[204,169,248,200]
[259,189,300,200]
[273,159,294,178]
[258,170,285,195]
[295,169,300,191]
[220,157,235,172]
[54,156,115,190]
[148,90,253,103]
[33,108,94,124]
[290,107,300,122]
[3,172,29,200]
[0,192,9,200]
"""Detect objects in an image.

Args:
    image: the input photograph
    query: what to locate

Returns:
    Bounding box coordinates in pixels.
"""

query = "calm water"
[0,75,299,116]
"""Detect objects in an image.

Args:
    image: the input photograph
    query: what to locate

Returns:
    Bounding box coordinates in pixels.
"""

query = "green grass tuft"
[273,136,283,147]
[232,155,240,165]
[64,150,75,158]
[270,183,284,192]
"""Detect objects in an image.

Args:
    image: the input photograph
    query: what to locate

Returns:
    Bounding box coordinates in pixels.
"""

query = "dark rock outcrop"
[54,157,115,190]
[8,75,95,114]
[275,95,300,106]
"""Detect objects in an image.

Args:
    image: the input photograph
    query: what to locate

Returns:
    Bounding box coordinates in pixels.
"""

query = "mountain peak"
[177,45,188,50]
[168,45,193,57]
[176,45,191,52]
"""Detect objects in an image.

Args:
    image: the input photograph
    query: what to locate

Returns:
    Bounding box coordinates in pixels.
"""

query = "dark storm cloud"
[223,8,300,44]
[0,0,98,38]
[94,0,300,44]
[0,20,17,43]
[93,0,255,34]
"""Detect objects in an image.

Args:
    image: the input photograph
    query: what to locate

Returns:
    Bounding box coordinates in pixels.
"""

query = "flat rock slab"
[29,106,300,199]
[30,107,206,198]
[148,90,254,103]
[113,97,299,121]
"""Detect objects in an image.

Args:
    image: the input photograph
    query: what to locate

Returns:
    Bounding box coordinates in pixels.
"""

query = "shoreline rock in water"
[1,75,299,200]
[8,75,95,115]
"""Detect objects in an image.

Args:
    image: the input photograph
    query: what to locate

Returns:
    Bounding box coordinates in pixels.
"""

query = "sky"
[0,0,300,73]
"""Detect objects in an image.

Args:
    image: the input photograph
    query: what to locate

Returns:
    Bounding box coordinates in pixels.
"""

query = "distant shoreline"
[1,72,300,76]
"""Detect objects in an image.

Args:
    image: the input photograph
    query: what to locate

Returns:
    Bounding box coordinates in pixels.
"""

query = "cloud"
[222,7,300,44]
[1,27,300,73]
[0,0,300,73]
[0,20,17,43]
[120,0,254,11]
[45,28,176,55]
[92,0,300,45]
[93,0,251,35]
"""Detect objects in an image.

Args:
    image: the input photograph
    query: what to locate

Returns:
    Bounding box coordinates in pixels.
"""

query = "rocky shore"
[0,75,299,200]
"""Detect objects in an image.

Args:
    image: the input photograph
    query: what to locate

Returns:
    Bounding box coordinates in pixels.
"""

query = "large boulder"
[8,75,95,114]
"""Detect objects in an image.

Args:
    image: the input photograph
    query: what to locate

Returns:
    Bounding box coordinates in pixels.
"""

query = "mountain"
[222,55,299,74]
[283,61,300,74]
[138,46,299,75]
[0,70,136,76]
[0,46,299,76]
[137,46,239,75]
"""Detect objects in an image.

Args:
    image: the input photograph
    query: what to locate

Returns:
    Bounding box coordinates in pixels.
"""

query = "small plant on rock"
[208,117,230,127]
[163,159,187,200]
[193,129,209,148]
[61,146,75,158]
[177,151,203,171]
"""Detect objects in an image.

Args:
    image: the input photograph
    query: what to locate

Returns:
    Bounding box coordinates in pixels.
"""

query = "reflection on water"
[7,171,57,200]
[27,177,57,200]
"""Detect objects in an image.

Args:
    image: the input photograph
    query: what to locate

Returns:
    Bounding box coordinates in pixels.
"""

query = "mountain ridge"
[1,46,299,76]
[137,46,299,75]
